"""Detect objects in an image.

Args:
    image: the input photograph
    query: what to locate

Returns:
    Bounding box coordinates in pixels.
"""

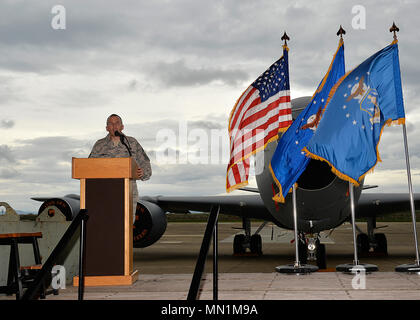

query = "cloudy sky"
[1,0,419,213]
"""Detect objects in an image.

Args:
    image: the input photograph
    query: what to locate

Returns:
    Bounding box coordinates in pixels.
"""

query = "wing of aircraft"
[357,192,420,218]
[141,194,269,220]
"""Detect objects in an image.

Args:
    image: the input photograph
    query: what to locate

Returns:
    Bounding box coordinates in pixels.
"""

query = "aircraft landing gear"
[250,234,263,255]
[316,241,327,269]
[233,234,263,255]
[356,233,370,255]
[298,236,308,264]
[233,218,264,255]
[355,217,388,255]
[300,233,327,269]
[374,233,388,254]
[233,234,246,254]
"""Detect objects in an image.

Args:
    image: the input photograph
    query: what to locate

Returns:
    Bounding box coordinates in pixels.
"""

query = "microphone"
[114,131,132,157]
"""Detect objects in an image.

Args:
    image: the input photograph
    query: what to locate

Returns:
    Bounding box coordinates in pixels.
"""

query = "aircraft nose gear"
[304,234,327,269]
[293,233,326,269]
[307,237,317,261]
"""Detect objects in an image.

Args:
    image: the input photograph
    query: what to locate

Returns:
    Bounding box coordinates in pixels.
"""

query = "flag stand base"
[336,263,378,273]
[395,263,420,273]
[275,264,318,274]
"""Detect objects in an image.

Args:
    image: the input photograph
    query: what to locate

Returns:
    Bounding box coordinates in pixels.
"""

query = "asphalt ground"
[2,221,420,302]
[133,221,420,274]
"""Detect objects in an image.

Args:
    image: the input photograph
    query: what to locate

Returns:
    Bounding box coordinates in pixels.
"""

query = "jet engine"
[35,194,81,221]
[35,195,167,248]
[133,200,167,248]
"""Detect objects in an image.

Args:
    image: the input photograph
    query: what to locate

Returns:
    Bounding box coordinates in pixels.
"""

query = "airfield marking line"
[159,241,183,244]
[162,235,207,237]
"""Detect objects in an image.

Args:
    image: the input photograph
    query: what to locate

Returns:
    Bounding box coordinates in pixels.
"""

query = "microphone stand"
[115,131,132,157]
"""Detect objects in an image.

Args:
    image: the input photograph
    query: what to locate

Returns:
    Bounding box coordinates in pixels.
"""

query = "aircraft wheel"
[374,233,388,255]
[298,239,308,264]
[316,243,327,269]
[233,234,246,254]
[356,233,370,254]
[250,234,262,255]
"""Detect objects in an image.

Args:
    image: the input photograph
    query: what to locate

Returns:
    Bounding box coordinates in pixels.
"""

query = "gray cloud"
[0,145,15,162]
[1,0,420,211]
[151,163,225,184]
[0,145,19,180]
[0,0,418,95]
[367,119,420,173]
[8,136,92,185]
[0,120,15,129]
[141,163,227,197]
[126,116,227,142]
[127,79,138,91]
[0,76,21,104]
[14,136,91,154]
[147,60,248,87]
[124,115,229,167]
[0,168,19,179]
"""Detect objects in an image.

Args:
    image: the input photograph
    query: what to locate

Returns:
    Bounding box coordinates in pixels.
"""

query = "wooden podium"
[71,157,138,286]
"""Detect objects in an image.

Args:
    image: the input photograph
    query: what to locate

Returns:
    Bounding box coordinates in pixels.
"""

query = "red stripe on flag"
[231,113,281,152]
[235,97,261,130]
[240,100,281,129]
[233,130,278,162]
[239,95,290,129]
[229,126,279,167]
[230,87,258,130]
[231,163,242,185]
[279,120,293,128]
[278,106,292,116]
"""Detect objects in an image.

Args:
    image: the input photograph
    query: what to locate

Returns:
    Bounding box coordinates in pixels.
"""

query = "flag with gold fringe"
[303,40,405,185]
[227,45,292,192]
[269,39,345,202]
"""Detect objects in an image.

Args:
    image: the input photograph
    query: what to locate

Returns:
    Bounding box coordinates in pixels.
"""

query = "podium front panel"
[85,178,125,276]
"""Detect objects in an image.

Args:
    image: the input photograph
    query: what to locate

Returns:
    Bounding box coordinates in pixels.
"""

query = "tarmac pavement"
[1,221,420,300]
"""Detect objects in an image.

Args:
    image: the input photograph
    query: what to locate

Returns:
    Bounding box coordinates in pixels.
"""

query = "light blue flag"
[303,40,405,185]
[270,39,345,202]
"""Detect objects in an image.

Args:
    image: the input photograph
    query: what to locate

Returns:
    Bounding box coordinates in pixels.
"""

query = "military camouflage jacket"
[88,134,152,182]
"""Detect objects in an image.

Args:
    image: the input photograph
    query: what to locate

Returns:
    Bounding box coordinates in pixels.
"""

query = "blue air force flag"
[303,41,405,185]
[269,39,345,202]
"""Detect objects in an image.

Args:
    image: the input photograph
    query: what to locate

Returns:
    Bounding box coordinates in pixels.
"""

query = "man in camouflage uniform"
[89,114,152,218]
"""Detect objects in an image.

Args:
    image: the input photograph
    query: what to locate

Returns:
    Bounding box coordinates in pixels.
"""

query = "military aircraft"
[32,96,420,269]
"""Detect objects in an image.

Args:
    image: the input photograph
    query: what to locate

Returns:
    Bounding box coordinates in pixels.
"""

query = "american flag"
[226,46,292,192]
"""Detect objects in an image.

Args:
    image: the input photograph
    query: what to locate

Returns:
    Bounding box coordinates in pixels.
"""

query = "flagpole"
[336,182,378,273]
[349,182,359,266]
[335,25,376,273]
[390,22,420,273]
[395,114,420,273]
[275,183,318,274]
[395,119,420,272]
[292,183,301,268]
[402,123,420,265]
[275,31,317,274]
